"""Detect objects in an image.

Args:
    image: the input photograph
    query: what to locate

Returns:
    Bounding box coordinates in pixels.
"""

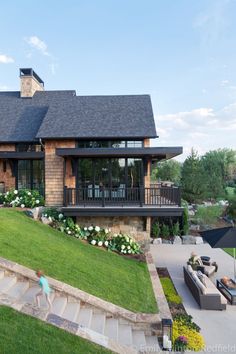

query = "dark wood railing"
[63,186,181,207]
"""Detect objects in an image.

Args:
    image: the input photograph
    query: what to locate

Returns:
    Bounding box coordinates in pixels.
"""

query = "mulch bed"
[157,267,187,317]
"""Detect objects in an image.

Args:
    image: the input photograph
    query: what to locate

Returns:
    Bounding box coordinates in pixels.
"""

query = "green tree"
[201,149,236,199]
[181,149,207,203]
[152,159,182,185]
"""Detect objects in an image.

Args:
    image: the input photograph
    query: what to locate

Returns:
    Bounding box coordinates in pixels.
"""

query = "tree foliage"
[152,159,181,185]
[181,149,207,203]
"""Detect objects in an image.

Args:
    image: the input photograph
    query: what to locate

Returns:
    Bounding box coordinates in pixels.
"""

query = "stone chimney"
[20,68,44,98]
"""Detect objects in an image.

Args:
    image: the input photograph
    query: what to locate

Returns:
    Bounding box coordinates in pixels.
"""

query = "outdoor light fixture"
[162,318,172,351]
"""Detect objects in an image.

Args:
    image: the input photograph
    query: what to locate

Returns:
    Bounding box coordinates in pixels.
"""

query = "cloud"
[193,0,230,43]
[25,36,49,56]
[0,84,9,90]
[153,102,236,161]
[24,36,58,75]
[0,54,14,63]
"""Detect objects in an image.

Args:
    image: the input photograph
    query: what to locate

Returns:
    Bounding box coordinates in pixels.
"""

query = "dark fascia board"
[38,135,158,140]
[56,147,183,159]
[0,152,44,159]
[61,206,184,217]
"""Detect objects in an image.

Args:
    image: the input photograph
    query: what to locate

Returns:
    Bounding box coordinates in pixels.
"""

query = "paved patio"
[150,243,236,353]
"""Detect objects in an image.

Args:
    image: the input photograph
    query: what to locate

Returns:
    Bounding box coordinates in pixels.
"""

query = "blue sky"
[0,0,236,160]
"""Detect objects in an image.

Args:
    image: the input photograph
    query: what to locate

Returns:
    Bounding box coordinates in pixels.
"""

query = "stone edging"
[0,256,160,325]
[145,252,172,321]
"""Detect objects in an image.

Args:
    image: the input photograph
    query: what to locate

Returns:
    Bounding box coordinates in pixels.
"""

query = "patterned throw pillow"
[197,270,206,286]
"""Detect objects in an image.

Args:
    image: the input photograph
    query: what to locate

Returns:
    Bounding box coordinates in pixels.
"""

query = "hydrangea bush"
[0,189,44,208]
[41,208,141,255]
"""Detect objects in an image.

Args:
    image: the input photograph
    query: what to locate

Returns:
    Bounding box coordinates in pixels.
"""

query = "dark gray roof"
[0,91,156,142]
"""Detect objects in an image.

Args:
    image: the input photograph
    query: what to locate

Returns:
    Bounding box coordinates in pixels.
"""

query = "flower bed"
[0,189,44,208]
[157,267,205,352]
[42,207,142,256]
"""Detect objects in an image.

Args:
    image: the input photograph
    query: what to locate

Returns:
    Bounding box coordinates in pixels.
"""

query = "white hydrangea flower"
[67,230,71,235]
[121,245,125,250]
[20,204,25,208]
[6,191,9,196]
[113,233,117,237]
[123,250,127,254]
[27,192,31,196]
[58,213,63,219]
[14,190,18,194]
[88,226,93,231]
[105,228,109,234]
[104,241,109,247]
[91,240,96,245]
[98,241,103,247]
[66,227,69,230]
[95,226,100,232]
[127,246,131,250]
[84,227,88,231]
[36,200,40,204]
[128,250,131,254]
[48,216,52,222]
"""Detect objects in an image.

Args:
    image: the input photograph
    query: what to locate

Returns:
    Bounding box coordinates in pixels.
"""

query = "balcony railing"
[63,186,181,207]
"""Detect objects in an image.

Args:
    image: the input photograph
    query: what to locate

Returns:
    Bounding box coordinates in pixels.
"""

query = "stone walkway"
[0,257,161,354]
[150,243,236,353]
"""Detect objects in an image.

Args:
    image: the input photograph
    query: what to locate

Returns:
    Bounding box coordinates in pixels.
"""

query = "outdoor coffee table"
[216,279,236,305]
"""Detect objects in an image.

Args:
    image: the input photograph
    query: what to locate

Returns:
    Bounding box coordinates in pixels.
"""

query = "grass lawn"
[0,306,112,354]
[0,209,157,313]
[224,248,236,257]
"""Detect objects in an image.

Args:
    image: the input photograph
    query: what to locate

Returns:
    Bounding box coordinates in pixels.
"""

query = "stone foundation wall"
[45,140,75,206]
[76,216,151,242]
[0,144,16,191]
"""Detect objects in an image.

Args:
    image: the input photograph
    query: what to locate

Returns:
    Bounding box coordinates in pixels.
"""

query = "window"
[77,140,143,148]
[16,143,43,152]
[17,160,44,194]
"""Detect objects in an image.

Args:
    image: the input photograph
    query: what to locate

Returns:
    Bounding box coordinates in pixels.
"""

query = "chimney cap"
[19,68,44,87]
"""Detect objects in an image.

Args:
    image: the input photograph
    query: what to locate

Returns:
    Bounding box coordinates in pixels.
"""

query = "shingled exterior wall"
[0,144,16,191]
[45,140,75,206]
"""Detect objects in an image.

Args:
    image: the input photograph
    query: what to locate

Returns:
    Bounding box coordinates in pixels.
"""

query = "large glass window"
[17,160,44,194]
[76,158,143,191]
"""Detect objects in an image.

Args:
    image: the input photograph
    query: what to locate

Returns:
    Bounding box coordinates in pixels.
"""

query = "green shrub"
[160,277,182,304]
[193,205,223,225]
[152,222,160,238]
[173,315,205,352]
[161,224,170,239]
[171,221,180,236]
[2,189,44,208]
[182,207,189,235]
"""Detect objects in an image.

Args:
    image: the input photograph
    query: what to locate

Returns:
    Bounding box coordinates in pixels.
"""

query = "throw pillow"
[197,270,206,286]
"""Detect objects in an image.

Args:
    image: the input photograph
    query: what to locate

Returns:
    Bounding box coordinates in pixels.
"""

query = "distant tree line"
[151,148,236,204]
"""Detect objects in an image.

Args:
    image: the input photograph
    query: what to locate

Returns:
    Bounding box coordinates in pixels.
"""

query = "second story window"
[16,143,43,152]
[77,140,143,148]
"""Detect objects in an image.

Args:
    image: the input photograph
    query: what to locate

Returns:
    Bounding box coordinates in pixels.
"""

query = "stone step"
[0,270,4,279]
[90,313,106,335]
[21,286,54,308]
[104,318,119,341]
[118,324,133,347]
[0,276,17,293]
[132,330,146,350]
[76,308,93,328]
[62,302,80,322]
[145,335,160,352]
[6,281,29,300]
[51,297,67,316]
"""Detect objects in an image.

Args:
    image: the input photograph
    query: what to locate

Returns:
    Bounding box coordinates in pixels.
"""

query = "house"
[0,68,183,240]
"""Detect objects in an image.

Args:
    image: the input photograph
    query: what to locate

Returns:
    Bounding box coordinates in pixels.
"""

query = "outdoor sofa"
[183,265,227,310]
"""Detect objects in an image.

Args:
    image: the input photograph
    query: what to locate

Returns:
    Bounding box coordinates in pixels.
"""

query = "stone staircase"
[0,267,161,354]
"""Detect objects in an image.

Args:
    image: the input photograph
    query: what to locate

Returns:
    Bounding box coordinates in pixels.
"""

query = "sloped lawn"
[0,306,112,354]
[0,209,157,313]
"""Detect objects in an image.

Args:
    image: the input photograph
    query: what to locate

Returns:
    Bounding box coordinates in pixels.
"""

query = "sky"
[0,0,236,161]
